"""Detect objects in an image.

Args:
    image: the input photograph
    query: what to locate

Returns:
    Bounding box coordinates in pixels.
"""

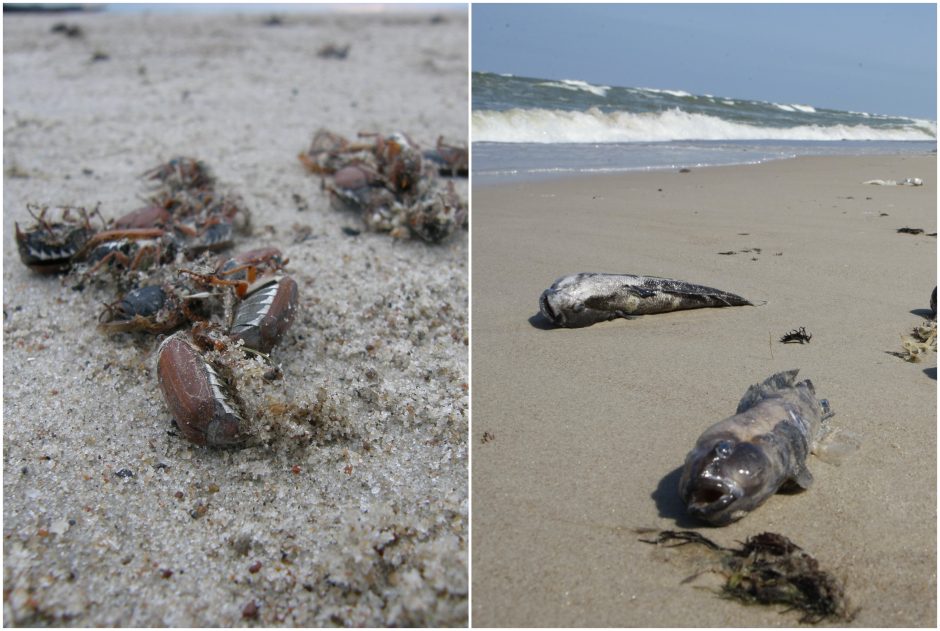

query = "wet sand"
[3,9,467,626]
[471,154,936,627]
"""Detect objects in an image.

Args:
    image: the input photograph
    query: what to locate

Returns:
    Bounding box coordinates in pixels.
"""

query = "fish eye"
[715,440,734,457]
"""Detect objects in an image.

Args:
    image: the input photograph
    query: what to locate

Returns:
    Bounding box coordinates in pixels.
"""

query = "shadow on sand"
[528,312,557,330]
[652,465,708,529]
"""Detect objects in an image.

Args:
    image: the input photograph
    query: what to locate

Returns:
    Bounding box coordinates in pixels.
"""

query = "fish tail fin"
[736,369,800,413]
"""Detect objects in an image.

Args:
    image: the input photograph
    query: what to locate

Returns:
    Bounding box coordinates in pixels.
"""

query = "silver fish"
[678,370,832,525]
[538,273,752,328]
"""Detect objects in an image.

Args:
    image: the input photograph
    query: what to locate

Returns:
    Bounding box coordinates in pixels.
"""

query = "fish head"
[539,287,609,328]
[538,287,568,326]
[679,436,773,525]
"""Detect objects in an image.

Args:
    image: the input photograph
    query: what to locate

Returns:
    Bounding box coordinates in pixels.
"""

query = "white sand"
[3,8,467,626]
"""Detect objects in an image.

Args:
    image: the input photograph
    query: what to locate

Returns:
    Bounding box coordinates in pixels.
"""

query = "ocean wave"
[536,79,610,97]
[639,87,693,98]
[472,107,937,143]
[773,103,817,113]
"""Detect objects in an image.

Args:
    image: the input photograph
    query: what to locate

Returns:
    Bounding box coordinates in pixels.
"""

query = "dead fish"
[538,273,753,328]
[679,370,843,525]
[863,177,923,186]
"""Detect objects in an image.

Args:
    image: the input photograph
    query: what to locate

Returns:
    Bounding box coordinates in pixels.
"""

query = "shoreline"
[471,140,937,186]
[471,153,936,627]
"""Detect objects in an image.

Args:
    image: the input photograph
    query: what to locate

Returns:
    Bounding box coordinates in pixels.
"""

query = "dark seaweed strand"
[780,327,812,344]
[637,530,727,551]
[641,530,853,623]
[722,533,851,623]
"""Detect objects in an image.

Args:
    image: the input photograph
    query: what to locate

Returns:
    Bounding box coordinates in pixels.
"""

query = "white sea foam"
[773,103,817,113]
[472,107,937,143]
[536,79,610,97]
[640,87,693,98]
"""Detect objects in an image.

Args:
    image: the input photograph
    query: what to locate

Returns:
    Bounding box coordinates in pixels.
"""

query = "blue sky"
[472,3,937,120]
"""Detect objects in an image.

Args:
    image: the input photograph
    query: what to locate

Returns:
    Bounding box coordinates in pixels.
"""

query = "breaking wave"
[472,107,937,143]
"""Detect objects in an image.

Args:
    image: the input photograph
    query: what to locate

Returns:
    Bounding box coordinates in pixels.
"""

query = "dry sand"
[471,155,936,627]
[3,8,467,626]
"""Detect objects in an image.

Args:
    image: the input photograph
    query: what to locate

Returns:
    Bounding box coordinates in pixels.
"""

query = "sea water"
[473,72,937,184]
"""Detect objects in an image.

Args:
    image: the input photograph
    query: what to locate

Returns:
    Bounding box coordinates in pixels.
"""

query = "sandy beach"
[471,155,936,626]
[3,8,467,627]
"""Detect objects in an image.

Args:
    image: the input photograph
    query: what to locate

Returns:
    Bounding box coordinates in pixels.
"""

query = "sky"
[472,3,937,120]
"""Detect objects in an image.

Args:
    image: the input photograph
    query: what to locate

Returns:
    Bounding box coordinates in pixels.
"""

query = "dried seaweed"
[640,530,855,623]
[897,320,937,362]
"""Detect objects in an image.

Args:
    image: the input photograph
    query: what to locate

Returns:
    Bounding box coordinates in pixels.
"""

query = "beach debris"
[779,327,812,344]
[639,529,855,623]
[717,247,761,256]
[50,22,83,38]
[896,227,926,235]
[481,431,495,444]
[299,128,467,243]
[679,370,851,525]
[538,273,753,328]
[144,156,215,192]
[897,320,937,363]
[291,192,309,212]
[17,157,298,449]
[17,157,250,282]
[317,43,350,59]
[422,137,468,177]
[863,177,923,186]
[157,333,249,447]
[14,204,101,274]
[931,287,936,317]
[298,128,365,175]
[98,282,208,334]
[228,275,299,354]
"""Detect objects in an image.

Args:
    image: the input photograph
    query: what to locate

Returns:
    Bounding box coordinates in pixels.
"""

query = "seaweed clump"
[639,530,855,623]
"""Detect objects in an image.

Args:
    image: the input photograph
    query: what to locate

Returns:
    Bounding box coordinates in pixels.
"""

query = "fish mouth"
[685,480,743,520]
[539,291,560,325]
